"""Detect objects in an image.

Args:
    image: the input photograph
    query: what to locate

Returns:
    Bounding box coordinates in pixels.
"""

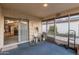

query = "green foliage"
[48,25,58,35]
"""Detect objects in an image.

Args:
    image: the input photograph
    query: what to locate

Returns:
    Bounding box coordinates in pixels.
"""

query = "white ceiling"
[1,3,79,18]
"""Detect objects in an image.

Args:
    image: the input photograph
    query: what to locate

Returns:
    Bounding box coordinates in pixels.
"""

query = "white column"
[18,20,21,42]
[0,6,4,49]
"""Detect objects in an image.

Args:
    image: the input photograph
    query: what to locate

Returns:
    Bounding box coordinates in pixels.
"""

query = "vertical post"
[46,21,48,33]
[78,24,79,36]
[18,20,21,42]
[68,14,70,47]
[54,18,56,42]
[0,6,4,49]
[28,20,30,42]
[45,21,48,40]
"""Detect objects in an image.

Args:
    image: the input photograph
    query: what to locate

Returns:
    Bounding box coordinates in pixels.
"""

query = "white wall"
[3,9,39,20]
[29,19,42,41]
[0,6,4,48]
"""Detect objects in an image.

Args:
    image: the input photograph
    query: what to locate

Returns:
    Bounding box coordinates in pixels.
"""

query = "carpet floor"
[0,41,76,55]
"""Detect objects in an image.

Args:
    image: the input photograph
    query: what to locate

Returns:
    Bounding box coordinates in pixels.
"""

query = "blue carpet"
[0,41,76,55]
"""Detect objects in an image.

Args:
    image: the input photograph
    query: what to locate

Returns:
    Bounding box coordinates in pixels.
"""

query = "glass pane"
[55,17,68,44]
[42,22,47,33]
[19,21,28,42]
[47,20,55,38]
[70,15,79,45]
[4,19,18,45]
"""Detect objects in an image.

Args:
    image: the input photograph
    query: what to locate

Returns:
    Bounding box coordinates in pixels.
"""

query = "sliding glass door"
[19,20,28,43]
[4,18,18,45]
[4,17,29,45]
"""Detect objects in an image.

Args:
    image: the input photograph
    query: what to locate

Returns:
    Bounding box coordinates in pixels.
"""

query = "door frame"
[18,19,29,43]
[4,17,29,46]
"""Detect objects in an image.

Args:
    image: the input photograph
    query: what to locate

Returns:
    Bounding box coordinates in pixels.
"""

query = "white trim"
[4,41,29,48]
[18,41,29,44]
[18,20,21,42]
[1,41,29,51]
[2,20,29,51]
